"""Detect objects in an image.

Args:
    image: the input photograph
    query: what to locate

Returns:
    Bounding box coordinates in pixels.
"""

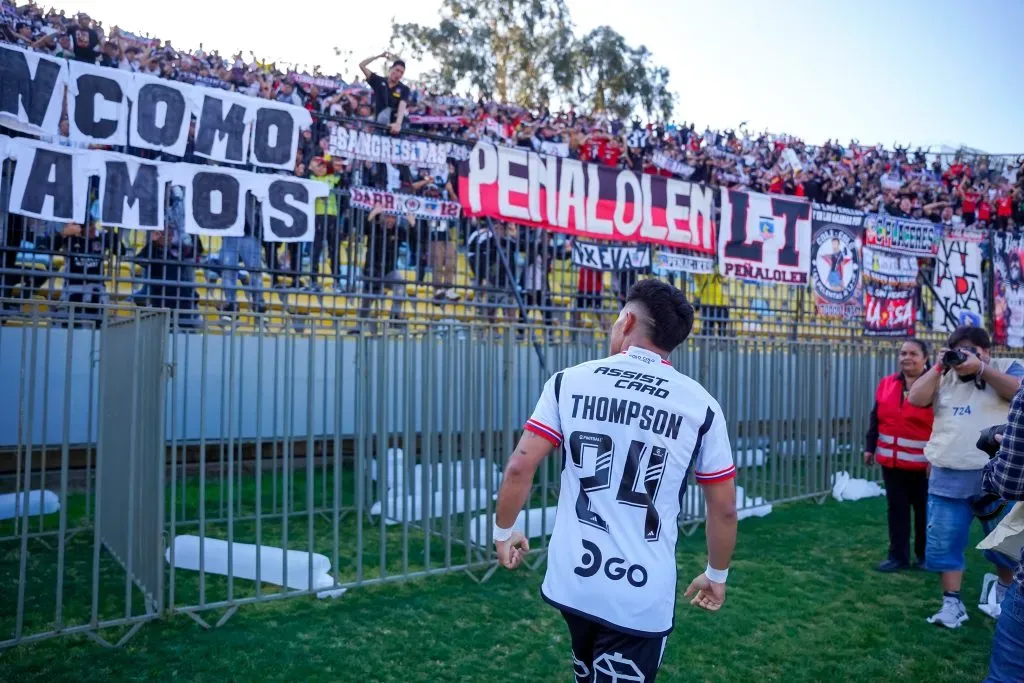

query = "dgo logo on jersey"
[574,539,648,587]
[593,652,645,682]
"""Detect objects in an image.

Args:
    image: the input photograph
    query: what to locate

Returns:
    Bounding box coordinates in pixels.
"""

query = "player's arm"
[493,432,555,570]
[684,408,737,611]
[702,480,737,580]
[493,374,562,569]
[496,431,554,529]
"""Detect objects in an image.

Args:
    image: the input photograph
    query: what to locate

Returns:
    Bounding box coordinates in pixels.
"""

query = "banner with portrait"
[810,204,864,320]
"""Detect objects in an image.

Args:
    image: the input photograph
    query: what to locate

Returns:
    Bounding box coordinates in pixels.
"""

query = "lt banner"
[993,231,1024,348]
[718,188,812,285]
[864,213,941,257]
[862,246,918,337]
[571,240,651,271]
[932,228,985,332]
[810,204,864,320]
[459,141,716,252]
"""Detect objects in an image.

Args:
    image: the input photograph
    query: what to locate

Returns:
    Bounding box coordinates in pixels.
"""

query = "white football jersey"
[526,346,734,637]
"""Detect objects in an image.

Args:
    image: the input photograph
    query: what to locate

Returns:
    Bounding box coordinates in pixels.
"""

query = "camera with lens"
[942,349,969,367]
[976,424,1007,459]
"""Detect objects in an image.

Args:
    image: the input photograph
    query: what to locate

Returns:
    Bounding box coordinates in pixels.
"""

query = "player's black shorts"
[562,610,667,682]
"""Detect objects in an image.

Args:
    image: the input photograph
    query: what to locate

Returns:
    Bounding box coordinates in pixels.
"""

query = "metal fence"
[0,301,891,648]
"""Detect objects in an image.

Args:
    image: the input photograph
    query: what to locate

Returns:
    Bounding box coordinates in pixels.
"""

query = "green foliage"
[391,0,674,119]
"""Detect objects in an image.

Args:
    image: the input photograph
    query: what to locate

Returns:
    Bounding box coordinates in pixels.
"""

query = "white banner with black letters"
[0,43,68,137]
[92,150,169,230]
[0,43,312,167]
[718,188,812,285]
[66,60,133,146]
[5,136,91,223]
[349,186,461,221]
[328,125,460,168]
[653,250,716,274]
[0,134,328,243]
[571,240,651,271]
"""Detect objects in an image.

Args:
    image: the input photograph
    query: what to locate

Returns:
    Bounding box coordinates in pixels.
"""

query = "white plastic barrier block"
[0,490,60,520]
[372,450,502,493]
[370,487,495,526]
[734,449,766,469]
[468,506,559,546]
[831,471,885,501]
[165,535,334,591]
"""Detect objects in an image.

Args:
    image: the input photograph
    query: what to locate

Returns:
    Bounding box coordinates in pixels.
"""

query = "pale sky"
[69,0,1023,154]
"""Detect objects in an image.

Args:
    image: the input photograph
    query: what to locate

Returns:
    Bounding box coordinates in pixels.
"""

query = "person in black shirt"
[130,229,199,324]
[67,13,100,63]
[49,221,125,322]
[358,52,410,135]
[353,203,411,334]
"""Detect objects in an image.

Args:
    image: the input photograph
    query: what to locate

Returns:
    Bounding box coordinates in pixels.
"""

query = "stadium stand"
[1,1,1023,340]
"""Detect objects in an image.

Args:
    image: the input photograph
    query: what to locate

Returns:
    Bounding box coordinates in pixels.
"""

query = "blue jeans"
[986,581,1024,682]
[220,236,264,306]
[925,494,1017,572]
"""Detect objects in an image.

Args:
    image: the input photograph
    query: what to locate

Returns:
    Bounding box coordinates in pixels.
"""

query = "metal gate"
[95,311,169,639]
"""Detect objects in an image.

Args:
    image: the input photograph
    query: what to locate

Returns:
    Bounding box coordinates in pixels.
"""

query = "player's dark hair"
[625,279,694,353]
[948,325,991,350]
[392,59,406,70]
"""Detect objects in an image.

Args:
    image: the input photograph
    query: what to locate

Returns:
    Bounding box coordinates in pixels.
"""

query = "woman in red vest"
[864,339,934,572]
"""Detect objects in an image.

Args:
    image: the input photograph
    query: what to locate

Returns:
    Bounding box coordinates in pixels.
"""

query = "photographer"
[981,386,1024,681]
[908,326,1024,629]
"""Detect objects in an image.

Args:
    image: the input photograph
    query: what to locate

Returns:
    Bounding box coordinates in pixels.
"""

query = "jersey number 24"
[568,431,667,543]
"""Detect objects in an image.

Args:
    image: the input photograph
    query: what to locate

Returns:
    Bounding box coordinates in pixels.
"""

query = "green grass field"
[0,497,1000,682]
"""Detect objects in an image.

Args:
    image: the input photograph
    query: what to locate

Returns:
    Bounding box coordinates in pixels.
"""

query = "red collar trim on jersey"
[620,347,672,367]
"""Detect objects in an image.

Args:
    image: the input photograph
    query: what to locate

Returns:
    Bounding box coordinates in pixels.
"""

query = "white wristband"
[493,522,513,543]
[704,563,729,584]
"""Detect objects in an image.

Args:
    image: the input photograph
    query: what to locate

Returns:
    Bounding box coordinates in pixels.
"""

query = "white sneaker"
[927,597,969,629]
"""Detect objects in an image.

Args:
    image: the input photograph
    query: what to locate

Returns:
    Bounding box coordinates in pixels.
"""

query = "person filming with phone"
[908,326,1024,629]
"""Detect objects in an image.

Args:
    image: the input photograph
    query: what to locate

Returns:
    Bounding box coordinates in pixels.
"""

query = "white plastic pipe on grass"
[166,535,335,591]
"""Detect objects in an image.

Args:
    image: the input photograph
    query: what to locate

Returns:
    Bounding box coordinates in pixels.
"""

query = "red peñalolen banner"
[457,142,716,254]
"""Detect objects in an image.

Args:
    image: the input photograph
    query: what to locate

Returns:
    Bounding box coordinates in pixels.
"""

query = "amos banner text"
[932,228,985,332]
[571,240,651,272]
[654,251,716,275]
[349,186,461,221]
[0,43,312,171]
[862,246,918,337]
[864,213,941,257]
[328,125,469,167]
[459,141,716,252]
[993,231,1024,347]
[810,204,863,320]
[717,188,812,285]
[2,135,329,243]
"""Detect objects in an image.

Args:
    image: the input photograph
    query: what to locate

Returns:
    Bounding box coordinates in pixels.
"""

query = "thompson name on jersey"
[525,345,735,637]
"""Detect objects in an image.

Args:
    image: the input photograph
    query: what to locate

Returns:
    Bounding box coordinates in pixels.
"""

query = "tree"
[571,26,675,121]
[390,0,671,117]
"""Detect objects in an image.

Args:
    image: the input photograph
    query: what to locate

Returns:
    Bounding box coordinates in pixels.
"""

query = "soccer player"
[493,279,738,682]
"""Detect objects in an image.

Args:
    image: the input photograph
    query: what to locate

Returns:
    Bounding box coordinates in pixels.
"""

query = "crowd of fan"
[2,2,1024,329]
